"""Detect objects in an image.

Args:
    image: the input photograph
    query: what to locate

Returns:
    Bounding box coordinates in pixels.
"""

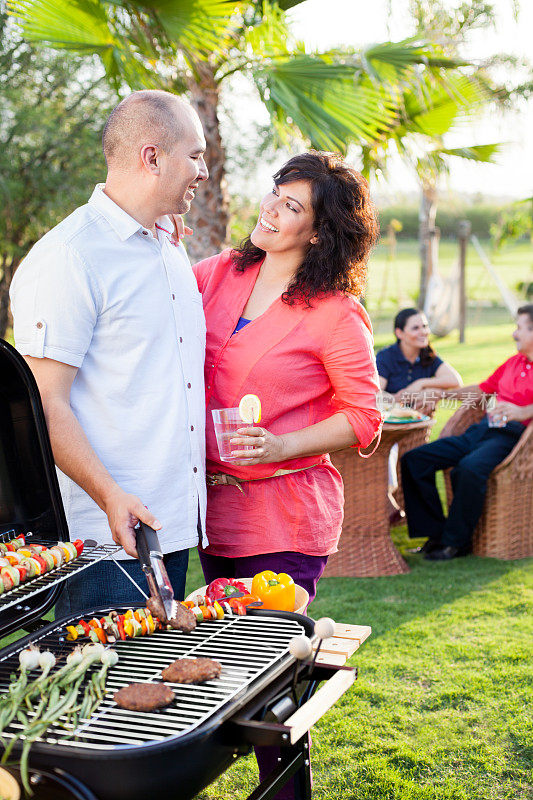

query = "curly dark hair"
[231,151,379,305]
[394,307,437,367]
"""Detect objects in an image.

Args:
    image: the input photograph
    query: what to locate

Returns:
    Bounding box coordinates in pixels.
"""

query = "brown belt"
[207,463,322,493]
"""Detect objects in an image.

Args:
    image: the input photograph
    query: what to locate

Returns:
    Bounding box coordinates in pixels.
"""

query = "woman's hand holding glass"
[229,426,287,465]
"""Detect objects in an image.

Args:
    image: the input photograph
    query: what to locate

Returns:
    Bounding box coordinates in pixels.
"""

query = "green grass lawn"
[190,316,532,800]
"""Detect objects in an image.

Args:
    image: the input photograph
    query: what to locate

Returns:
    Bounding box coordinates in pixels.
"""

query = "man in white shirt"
[10,90,209,614]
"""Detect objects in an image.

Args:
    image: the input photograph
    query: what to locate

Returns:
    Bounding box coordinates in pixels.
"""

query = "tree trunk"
[0,255,17,339]
[185,63,229,264]
[418,182,438,310]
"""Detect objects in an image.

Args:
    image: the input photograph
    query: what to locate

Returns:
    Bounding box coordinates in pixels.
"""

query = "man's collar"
[88,184,143,242]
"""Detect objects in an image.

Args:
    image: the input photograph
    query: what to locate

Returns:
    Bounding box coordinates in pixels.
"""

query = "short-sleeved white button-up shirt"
[10,185,207,558]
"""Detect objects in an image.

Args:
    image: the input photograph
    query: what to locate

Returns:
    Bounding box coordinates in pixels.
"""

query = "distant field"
[365,238,531,317]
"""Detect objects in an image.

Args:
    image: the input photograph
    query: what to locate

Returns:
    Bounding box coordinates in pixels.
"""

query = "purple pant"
[199,549,328,800]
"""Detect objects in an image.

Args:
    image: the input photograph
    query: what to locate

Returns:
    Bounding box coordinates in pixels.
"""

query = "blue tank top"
[232,317,251,335]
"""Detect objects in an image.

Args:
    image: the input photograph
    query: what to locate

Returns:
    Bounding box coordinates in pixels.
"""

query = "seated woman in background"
[376,307,462,525]
[376,307,462,411]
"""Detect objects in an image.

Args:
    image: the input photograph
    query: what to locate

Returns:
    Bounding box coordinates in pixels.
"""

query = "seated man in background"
[401,305,533,560]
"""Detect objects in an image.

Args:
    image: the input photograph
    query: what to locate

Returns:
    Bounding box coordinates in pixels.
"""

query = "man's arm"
[441,384,483,401]
[25,356,161,557]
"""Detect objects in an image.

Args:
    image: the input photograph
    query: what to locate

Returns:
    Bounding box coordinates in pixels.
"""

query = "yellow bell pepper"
[66,625,78,641]
[251,571,295,611]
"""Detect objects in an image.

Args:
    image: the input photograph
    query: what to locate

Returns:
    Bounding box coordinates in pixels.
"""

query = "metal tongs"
[135,522,176,620]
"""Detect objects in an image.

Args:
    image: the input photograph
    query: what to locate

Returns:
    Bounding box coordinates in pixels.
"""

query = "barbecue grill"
[0,338,361,800]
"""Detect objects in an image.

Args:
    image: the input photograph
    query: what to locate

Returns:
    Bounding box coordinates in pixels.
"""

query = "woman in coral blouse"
[193,151,381,604]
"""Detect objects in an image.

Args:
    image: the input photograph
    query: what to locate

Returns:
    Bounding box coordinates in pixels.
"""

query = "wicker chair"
[439,403,533,560]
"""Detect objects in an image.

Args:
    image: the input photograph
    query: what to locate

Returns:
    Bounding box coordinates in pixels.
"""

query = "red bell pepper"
[206,577,248,603]
[72,539,84,557]
[32,554,48,574]
[117,615,126,640]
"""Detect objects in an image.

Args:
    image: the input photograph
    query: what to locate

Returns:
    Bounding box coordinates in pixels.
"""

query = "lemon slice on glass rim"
[238,394,262,424]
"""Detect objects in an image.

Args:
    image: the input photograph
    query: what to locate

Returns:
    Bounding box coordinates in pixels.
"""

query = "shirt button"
[521,372,526,377]
[172,294,175,300]
[207,384,211,389]
[179,337,183,343]
[36,321,43,329]
[193,467,198,473]
[187,383,191,389]
[527,365,531,370]
[190,425,194,431]
[142,230,148,236]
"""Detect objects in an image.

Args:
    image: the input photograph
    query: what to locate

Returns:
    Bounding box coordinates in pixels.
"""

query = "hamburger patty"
[114,682,175,711]
[161,657,222,684]
[168,604,196,632]
[146,596,197,633]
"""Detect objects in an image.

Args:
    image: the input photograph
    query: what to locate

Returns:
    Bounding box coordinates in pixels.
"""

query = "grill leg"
[246,736,312,800]
[292,736,312,800]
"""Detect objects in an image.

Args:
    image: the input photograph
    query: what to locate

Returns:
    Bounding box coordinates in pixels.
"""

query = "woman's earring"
[310,235,319,245]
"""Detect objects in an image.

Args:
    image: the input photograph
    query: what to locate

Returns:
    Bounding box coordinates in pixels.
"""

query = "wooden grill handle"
[284,668,355,744]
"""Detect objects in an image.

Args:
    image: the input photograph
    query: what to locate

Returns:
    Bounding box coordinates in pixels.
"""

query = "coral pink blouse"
[194,249,381,558]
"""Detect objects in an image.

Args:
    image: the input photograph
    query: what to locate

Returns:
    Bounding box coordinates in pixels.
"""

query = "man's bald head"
[102,90,195,169]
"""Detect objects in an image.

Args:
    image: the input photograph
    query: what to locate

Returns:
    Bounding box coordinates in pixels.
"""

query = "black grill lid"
[0,338,70,633]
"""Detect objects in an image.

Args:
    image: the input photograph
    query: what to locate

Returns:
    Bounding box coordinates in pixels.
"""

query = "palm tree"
[365,0,521,306]
[8,0,471,261]
[359,69,502,306]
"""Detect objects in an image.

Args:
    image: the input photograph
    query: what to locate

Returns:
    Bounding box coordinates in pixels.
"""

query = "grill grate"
[0,543,121,613]
[0,613,305,749]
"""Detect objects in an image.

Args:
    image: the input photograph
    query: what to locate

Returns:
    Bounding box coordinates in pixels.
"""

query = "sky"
[229,0,532,200]
[288,0,532,199]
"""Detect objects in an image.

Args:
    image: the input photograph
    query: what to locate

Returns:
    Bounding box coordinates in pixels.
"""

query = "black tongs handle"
[135,522,162,573]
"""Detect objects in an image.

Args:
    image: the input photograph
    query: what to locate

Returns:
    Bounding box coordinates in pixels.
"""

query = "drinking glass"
[486,395,507,428]
[376,391,395,418]
[212,408,255,462]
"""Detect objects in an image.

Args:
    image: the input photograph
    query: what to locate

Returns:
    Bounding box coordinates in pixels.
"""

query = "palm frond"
[438,143,502,162]
[402,74,492,136]
[254,55,397,152]
[8,0,114,50]
[361,38,469,83]
[142,0,245,54]
[276,0,306,9]
[244,0,289,57]
[9,0,245,59]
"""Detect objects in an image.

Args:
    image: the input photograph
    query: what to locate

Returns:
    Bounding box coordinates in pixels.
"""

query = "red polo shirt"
[479,353,533,425]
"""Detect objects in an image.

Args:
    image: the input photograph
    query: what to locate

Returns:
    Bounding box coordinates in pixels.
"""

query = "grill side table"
[325,419,435,577]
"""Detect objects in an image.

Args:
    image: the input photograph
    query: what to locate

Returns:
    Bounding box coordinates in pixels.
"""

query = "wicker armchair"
[439,402,533,560]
